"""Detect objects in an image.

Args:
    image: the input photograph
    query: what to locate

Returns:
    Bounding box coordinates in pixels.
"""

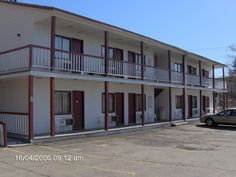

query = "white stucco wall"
[33,77,50,135]
[0,3,50,52]
[0,78,28,113]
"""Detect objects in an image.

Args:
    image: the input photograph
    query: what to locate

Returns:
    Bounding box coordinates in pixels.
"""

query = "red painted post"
[50,77,55,136]
[141,84,145,126]
[212,65,215,89]
[168,50,171,83]
[199,60,202,86]
[183,88,186,120]
[50,16,56,70]
[29,45,33,70]
[169,87,172,122]
[213,91,216,113]
[223,66,225,90]
[182,55,185,85]
[141,42,144,80]
[104,81,109,130]
[199,90,202,117]
[28,75,33,141]
[104,31,109,76]
[104,31,109,130]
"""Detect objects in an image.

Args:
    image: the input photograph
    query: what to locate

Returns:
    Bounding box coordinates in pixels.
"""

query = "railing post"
[50,16,56,71]
[105,31,109,76]
[29,45,33,70]
[28,75,33,141]
[168,50,171,83]
[199,60,202,86]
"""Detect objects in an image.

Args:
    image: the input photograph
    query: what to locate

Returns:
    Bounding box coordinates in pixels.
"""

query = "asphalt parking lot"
[1,122,236,177]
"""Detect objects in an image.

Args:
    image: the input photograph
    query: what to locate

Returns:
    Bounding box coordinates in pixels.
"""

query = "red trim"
[169,87,172,122]
[141,42,144,80]
[104,81,109,130]
[0,45,31,55]
[0,112,28,115]
[199,90,202,117]
[212,65,215,89]
[28,76,33,140]
[104,31,109,76]
[213,91,216,113]
[199,60,202,86]
[141,84,145,126]
[0,121,7,147]
[168,51,171,83]
[182,88,185,120]
[50,77,55,136]
[50,16,56,70]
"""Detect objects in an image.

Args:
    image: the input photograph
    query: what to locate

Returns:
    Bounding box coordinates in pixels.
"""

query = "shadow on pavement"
[196,124,236,131]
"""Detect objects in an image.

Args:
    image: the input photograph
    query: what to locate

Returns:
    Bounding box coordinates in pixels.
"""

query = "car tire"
[206,118,214,127]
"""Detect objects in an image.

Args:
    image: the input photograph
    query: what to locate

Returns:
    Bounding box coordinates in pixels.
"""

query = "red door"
[71,39,84,71]
[128,51,136,77]
[188,95,192,118]
[129,93,136,124]
[73,91,84,130]
[116,93,124,125]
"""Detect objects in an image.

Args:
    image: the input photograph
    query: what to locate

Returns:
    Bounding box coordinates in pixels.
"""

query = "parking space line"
[6,148,27,155]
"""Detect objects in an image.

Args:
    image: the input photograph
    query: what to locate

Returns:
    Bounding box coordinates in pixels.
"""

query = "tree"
[228,45,236,106]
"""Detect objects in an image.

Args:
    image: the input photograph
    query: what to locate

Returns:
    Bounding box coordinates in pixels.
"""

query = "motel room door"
[128,93,136,124]
[188,95,193,118]
[71,39,84,70]
[116,93,124,125]
[72,91,84,130]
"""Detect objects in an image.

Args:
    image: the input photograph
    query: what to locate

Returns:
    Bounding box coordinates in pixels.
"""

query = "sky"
[19,0,236,72]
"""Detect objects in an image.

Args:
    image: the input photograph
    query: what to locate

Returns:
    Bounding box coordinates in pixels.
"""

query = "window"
[187,65,197,75]
[174,63,182,72]
[192,96,198,108]
[202,69,210,78]
[55,91,71,115]
[231,110,236,116]
[176,95,183,109]
[55,36,70,51]
[218,110,231,116]
[102,93,115,113]
[135,94,146,112]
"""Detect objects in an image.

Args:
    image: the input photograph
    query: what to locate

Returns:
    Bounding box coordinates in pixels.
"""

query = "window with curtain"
[135,94,146,112]
[176,95,183,109]
[55,91,71,115]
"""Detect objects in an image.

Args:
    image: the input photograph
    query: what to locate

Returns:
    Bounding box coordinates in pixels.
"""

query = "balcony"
[0,45,227,90]
[186,74,200,86]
